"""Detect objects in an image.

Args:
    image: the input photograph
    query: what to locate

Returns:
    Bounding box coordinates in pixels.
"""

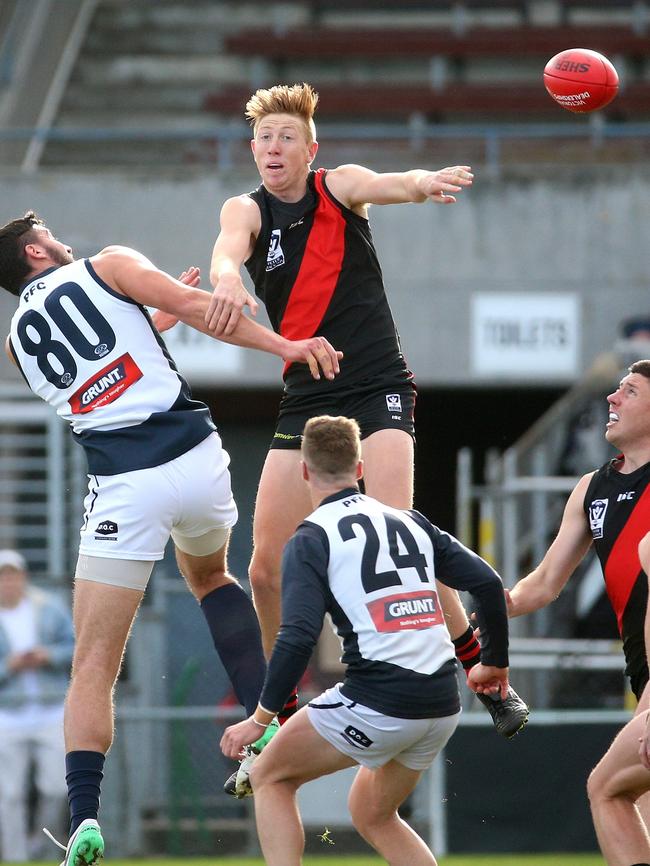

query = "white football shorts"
[78,432,238,563]
[307,683,460,770]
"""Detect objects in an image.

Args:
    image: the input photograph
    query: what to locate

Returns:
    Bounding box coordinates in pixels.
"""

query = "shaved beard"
[49,246,74,266]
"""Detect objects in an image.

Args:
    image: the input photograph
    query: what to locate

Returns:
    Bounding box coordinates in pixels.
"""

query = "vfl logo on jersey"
[588,498,609,539]
[266,229,285,271]
[69,353,143,414]
[386,393,402,414]
[367,590,443,633]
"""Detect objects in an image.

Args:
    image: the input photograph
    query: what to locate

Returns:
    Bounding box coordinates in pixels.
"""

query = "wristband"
[251,717,269,729]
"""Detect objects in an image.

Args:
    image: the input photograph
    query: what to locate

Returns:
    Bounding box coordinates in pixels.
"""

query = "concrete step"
[62,81,208,112]
[40,135,254,168]
[56,109,216,130]
[91,1,308,35]
[70,54,248,86]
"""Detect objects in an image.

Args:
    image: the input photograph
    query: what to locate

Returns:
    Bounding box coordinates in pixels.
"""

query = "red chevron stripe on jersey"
[604,483,650,634]
[280,168,345,374]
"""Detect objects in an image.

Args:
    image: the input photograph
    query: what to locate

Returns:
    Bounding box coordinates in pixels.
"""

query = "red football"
[543,48,619,113]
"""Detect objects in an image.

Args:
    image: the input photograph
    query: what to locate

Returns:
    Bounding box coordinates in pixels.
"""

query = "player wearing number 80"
[0,211,342,866]
[220,415,512,866]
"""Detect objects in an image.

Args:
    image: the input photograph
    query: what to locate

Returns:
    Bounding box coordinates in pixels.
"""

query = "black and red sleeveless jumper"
[245,167,414,397]
[583,456,650,696]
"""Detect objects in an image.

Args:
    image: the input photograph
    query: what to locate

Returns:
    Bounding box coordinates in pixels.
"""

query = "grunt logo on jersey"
[588,498,609,539]
[266,229,285,271]
[367,590,443,633]
[69,352,143,414]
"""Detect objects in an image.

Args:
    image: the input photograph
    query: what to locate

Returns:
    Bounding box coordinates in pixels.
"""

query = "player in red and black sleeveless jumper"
[245,167,415,446]
[507,361,650,861]
[203,83,527,738]
[584,457,650,699]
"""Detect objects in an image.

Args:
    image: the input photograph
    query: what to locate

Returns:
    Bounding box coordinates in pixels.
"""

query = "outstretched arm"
[151,265,200,332]
[507,473,594,617]
[91,246,342,380]
[326,163,473,212]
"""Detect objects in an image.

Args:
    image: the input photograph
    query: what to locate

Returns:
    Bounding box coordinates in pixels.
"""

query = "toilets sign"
[471,293,579,379]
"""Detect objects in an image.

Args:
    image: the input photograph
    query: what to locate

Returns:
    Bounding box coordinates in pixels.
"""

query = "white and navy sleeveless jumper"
[260,489,509,719]
[8,259,214,475]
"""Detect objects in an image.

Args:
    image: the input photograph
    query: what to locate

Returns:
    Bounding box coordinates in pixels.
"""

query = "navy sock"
[65,750,105,835]
[200,583,266,716]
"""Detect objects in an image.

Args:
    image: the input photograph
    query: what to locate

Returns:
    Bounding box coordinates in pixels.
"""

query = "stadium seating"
[203,81,650,123]
[29,0,650,167]
[206,20,650,124]
[222,25,649,61]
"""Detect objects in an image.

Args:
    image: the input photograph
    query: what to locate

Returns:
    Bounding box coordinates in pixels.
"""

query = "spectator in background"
[0,550,74,861]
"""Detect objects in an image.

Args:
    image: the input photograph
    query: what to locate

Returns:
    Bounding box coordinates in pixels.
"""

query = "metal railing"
[100,635,628,858]
[1,118,650,175]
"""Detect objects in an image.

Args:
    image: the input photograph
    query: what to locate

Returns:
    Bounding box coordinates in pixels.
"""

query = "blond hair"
[302,415,361,481]
[245,82,318,144]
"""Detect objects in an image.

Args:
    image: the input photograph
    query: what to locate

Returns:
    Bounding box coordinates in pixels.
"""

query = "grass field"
[97,856,605,865]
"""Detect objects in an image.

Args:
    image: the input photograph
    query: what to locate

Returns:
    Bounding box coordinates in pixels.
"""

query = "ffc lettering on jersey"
[367,590,443,633]
[588,498,609,539]
[69,352,143,414]
[266,229,285,271]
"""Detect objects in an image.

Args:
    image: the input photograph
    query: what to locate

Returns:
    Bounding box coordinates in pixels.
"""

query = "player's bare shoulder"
[90,245,153,296]
[220,194,262,234]
[326,164,372,196]
[326,164,375,214]
[91,245,145,265]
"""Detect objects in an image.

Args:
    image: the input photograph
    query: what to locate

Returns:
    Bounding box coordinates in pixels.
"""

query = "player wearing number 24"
[0,211,342,866]
[220,414,512,866]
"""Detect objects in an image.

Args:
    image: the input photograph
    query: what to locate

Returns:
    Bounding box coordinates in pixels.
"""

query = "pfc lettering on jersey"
[367,590,443,633]
[69,353,143,414]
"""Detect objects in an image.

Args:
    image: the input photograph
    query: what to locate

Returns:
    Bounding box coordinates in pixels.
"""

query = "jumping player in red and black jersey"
[507,359,650,864]
[192,82,528,739]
